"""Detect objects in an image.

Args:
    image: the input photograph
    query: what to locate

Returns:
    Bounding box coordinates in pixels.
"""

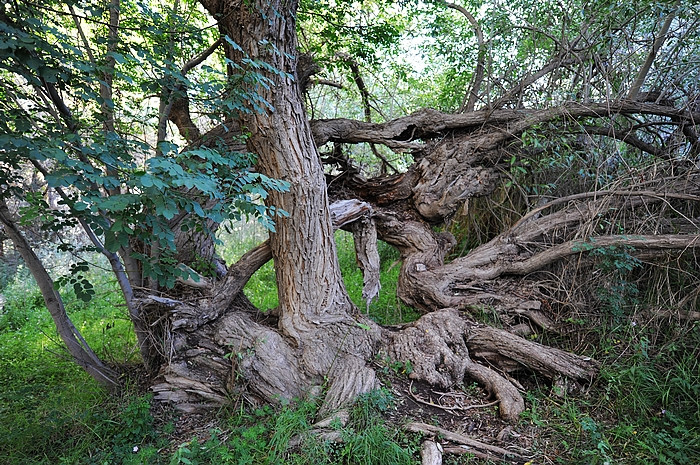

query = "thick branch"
[578,125,664,157]
[506,235,700,276]
[169,38,223,143]
[311,102,700,150]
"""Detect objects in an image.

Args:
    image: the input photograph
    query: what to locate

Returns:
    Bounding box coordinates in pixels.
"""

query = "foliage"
[0,0,289,293]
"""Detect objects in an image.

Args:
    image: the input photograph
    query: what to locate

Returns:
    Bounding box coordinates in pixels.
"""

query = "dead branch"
[406,422,527,463]
[506,235,700,277]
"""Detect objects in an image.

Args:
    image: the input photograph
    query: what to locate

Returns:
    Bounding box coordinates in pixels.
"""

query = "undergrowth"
[521,317,700,464]
[168,389,416,465]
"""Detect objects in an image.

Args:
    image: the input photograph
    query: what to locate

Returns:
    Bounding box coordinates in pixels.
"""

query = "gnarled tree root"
[151,298,596,426]
[384,308,598,421]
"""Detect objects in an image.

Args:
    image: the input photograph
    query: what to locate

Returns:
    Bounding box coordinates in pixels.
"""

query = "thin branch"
[168,37,222,142]
[67,4,96,65]
[578,125,664,157]
[181,36,222,75]
[314,78,344,89]
[338,52,399,174]
[445,2,485,112]
[490,54,576,109]
[406,381,499,413]
[627,0,681,100]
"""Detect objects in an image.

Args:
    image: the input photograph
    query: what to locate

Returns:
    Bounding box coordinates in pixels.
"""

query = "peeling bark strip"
[349,215,381,311]
[420,440,443,465]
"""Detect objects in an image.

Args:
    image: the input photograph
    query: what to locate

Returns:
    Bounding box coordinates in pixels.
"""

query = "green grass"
[0,266,150,464]
[168,389,417,465]
[520,317,700,464]
[334,230,420,325]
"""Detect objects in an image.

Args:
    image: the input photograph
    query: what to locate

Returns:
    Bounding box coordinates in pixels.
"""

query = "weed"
[336,389,415,465]
[590,245,642,319]
[376,353,413,377]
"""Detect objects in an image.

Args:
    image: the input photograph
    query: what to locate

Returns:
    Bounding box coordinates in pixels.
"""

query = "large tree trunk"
[222,0,383,408]
[154,0,380,413]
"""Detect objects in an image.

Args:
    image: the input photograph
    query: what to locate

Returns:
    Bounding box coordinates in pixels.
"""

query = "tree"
[1,0,699,426]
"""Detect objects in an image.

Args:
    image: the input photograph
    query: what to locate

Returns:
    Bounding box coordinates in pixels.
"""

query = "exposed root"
[462,359,524,422]
[384,308,526,420]
[385,308,599,421]
[406,381,499,414]
[384,309,470,389]
[467,324,599,384]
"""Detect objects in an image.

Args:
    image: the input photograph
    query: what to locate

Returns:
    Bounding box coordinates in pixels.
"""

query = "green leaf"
[106,51,129,64]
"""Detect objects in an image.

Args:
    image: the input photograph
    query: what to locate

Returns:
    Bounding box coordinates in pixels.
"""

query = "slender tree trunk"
[0,199,119,390]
